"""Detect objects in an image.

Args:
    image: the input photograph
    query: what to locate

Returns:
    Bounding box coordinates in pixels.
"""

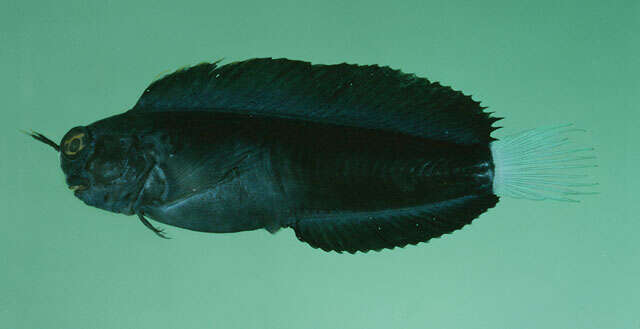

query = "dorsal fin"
[130,58,498,145]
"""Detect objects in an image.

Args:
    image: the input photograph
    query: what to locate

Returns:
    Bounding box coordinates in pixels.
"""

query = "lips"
[66,176,89,193]
[68,184,88,192]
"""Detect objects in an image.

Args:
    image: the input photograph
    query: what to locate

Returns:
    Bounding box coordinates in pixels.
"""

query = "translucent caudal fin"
[490,124,598,202]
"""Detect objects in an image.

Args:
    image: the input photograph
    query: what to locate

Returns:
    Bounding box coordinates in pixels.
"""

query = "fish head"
[28,124,152,215]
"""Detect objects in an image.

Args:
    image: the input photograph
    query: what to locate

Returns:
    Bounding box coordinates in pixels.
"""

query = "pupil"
[69,138,81,152]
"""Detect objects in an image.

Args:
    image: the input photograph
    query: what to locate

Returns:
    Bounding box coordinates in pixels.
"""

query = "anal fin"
[292,194,499,253]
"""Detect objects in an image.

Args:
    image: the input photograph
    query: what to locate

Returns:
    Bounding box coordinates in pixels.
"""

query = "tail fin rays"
[490,124,597,202]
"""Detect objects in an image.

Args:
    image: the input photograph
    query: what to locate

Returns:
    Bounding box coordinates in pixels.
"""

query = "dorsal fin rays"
[131,58,498,145]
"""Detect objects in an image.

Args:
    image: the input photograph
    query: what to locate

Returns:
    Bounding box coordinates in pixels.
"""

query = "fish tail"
[490,124,598,202]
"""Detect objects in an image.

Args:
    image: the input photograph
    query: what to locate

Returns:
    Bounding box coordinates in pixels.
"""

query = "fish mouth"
[67,176,90,194]
[68,185,88,192]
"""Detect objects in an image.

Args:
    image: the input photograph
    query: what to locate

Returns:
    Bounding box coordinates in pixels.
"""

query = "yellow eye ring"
[63,133,85,156]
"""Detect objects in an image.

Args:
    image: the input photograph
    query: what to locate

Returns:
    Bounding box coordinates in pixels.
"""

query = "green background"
[2,0,638,328]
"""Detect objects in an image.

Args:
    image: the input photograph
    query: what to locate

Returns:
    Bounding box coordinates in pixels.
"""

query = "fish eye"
[62,131,87,157]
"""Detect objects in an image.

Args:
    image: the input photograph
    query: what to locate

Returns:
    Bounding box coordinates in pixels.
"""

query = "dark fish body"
[32,58,593,253]
[81,110,497,251]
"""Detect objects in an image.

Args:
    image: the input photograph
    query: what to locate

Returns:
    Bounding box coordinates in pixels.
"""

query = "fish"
[27,58,596,253]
